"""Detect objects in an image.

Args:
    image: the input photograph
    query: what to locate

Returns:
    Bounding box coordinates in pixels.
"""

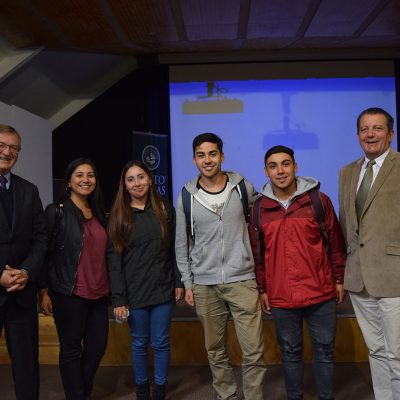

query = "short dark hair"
[192,132,223,156]
[264,145,295,166]
[357,107,394,132]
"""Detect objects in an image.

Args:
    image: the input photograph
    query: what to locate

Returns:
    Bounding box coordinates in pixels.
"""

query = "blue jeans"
[128,300,174,385]
[271,299,336,400]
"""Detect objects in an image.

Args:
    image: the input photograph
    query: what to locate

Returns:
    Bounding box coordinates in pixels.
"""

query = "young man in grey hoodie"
[175,132,266,400]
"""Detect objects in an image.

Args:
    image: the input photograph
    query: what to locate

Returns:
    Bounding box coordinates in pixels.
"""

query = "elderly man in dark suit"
[339,107,400,400]
[0,124,47,400]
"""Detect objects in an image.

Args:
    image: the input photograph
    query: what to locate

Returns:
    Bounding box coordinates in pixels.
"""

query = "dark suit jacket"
[339,148,400,297]
[0,173,47,307]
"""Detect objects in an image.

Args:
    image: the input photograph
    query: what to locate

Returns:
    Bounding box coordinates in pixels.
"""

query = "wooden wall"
[0,315,368,366]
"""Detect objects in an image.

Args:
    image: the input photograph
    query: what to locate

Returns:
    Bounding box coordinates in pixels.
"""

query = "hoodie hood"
[261,176,319,201]
[184,171,245,195]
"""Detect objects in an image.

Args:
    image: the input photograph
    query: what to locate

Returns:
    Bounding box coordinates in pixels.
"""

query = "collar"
[362,147,390,169]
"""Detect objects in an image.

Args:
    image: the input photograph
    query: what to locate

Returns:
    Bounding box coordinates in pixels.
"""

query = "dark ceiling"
[1,0,399,127]
[1,0,400,59]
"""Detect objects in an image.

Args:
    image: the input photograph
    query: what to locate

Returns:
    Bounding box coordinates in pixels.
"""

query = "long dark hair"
[60,158,106,226]
[108,160,170,253]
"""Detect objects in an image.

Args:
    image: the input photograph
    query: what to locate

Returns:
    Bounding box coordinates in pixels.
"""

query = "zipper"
[70,224,85,295]
[220,185,237,284]
[194,182,237,284]
[220,214,225,283]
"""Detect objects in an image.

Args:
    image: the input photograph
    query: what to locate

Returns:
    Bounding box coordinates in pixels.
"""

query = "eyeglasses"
[0,142,21,154]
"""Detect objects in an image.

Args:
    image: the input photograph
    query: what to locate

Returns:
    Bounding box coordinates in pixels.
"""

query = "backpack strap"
[252,195,265,265]
[181,187,193,262]
[308,187,330,256]
[182,187,193,239]
[237,179,249,223]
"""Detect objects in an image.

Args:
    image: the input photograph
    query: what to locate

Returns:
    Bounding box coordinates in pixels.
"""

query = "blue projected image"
[170,76,397,211]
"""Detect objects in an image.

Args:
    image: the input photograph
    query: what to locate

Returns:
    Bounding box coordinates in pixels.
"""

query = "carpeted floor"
[0,363,374,399]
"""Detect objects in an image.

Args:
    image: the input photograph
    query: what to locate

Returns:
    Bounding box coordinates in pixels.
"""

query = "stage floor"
[0,362,374,399]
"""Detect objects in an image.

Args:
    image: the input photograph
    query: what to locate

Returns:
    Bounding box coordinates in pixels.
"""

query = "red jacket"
[249,184,346,309]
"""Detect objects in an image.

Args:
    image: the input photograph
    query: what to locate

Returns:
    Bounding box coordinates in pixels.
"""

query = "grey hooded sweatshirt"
[262,176,319,204]
[175,171,257,289]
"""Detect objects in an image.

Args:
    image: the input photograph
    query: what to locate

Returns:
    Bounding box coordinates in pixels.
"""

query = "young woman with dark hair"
[38,158,109,400]
[107,160,184,400]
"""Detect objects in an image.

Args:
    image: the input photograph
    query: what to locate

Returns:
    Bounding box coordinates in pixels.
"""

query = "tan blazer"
[339,148,400,297]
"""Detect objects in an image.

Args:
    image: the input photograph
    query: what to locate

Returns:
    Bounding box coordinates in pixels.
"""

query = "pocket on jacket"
[386,245,400,256]
[225,240,251,269]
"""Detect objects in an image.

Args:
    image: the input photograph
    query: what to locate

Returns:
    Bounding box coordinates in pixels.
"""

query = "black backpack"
[252,187,330,265]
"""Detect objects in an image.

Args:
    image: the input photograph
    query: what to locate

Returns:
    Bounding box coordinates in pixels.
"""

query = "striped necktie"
[0,175,7,190]
[356,160,375,222]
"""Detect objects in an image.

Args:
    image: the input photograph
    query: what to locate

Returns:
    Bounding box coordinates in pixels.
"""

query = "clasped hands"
[0,265,29,292]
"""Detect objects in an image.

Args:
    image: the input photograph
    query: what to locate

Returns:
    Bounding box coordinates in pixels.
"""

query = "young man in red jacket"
[249,145,346,400]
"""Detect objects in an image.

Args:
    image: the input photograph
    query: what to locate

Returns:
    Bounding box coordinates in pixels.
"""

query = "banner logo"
[142,145,160,171]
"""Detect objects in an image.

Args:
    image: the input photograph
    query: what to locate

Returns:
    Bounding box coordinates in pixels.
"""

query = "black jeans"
[0,295,39,400]
[51,291,109,400]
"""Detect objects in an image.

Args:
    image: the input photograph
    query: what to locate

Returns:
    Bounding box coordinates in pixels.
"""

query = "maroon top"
[73,217,109,299]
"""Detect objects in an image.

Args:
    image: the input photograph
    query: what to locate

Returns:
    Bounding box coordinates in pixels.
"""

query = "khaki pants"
[350,290,400,400]
[192,280,266,400]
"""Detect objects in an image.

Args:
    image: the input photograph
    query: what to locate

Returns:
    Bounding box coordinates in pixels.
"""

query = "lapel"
[360,148,396,220]
[0,192,10,234]
[10,173,23,234]
[349,157,363,230]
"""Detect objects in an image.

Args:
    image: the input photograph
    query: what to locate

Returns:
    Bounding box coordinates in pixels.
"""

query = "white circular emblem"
[142,145,160,171]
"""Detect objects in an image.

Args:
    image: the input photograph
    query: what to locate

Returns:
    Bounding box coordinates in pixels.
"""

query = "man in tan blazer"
[339,107,400,400]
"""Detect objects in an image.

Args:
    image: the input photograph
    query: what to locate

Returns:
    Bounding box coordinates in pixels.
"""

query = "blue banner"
[132,131,170,199]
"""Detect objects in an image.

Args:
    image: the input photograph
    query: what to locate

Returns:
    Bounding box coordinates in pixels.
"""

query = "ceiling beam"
[49,56,138,128]
[234,0,252,50]
[96,0,151,51]
[352,0,391,38]
[159,46,400,65]
[296,0,322,38]
[0,38,43,84]
[169,0,188,41]
[26,1,75,48]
